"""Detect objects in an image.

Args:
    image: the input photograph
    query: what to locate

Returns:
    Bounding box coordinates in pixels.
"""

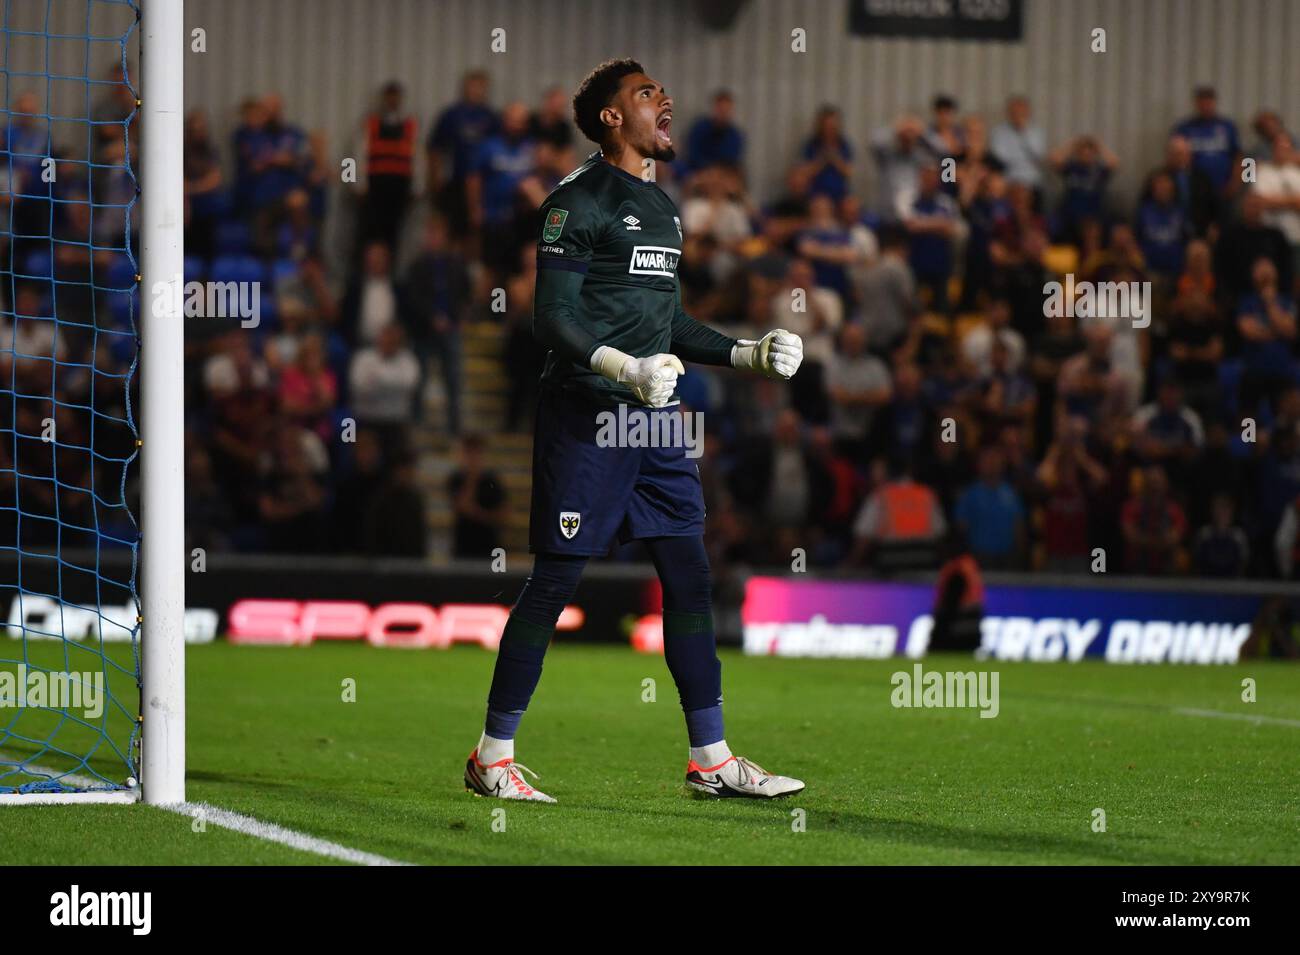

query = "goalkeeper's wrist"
[731,339,759,372]
[590,345,633,382]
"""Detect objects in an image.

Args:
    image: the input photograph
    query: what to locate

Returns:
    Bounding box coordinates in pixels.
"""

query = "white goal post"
[0,0,185,805]
[139,0,187,806]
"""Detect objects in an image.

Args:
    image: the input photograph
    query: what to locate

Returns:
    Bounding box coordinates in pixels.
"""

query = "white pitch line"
[2,755,412,866]
[1174,707,1300,728]
[162,802,413,867]
[0,754,136,803]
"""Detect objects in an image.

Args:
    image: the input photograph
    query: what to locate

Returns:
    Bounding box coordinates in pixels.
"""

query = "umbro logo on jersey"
[628,245,680,277]
[622,215,641,230]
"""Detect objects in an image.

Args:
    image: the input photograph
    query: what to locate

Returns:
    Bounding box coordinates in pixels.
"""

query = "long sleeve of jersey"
[533,266,600,366]
[531,158,739,389]
[670,283,737,366]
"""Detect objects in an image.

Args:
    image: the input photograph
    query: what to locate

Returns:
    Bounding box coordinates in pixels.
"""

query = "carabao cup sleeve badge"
[542,208,569,243]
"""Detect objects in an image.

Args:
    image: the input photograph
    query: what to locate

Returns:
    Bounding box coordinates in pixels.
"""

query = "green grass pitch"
[1,641,1297,865]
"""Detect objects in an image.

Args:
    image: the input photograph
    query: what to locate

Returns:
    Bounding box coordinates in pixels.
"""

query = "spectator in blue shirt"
[466,101,536,274]
[231,97,270,216]
[184,108,226,261]
[401,215,472,435]
[1172,86,1242,197]
[960,164,1013,310]
[1049,135,1117,242]
[254,94,308,212]
[923,95,964,173]
[1255,426,1300,563]
[1155,134,1220,237]
[685,89,744,174]
[427,69,499,233]
[275,188,319,262]
[926,96,965,206]
[3,90,52,256]
[1131,379,1204,488]
[797,193,856,304]
[977,339,1036,432]
[1193,494,1250,577]
[1136,172,1190,280]
[901,163,963,313]
[1237,256,1299,413]
[955,445,1026,569]
[800,106,853,202]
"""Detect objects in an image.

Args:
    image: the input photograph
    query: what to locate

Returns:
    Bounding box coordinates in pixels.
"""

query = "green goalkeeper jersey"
[533,151,737,405]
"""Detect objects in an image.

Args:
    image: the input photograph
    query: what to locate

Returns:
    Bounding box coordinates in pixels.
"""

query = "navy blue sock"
[662,608,725,745]
[646,537,725,747]
[683,704,726,748]
[484,708,526,741]
[484,554,586,739]
[485,615,552,739]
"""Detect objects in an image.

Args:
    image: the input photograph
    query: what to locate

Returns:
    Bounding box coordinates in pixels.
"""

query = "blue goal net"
[0,0,141,796]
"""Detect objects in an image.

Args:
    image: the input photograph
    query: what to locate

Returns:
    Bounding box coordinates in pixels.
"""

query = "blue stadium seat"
[108,329,136,362]
[103,253,137,292]
[213,220,251,256]
[209,254,267,288]
[254,291,277,329]
[1218,359,1243,420]
[105,284,135,328]
[271,257,299,285]
[21,249,53,280]
[184,255,207,283]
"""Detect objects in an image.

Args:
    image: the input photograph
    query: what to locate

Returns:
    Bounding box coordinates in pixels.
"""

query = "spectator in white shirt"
[351,240,399,344]
[204,330,269,400]
[962,297,1026,378]
[871,115,930,222]
[348,321,422,428]
[770,256,843,425]
[772,256,842,366]
[855,225,916,356]
[839,193,879,290]
[990,95,1046,191]
[1255,133,1300,275]
[681,164,753,284]
[826,323,893,459]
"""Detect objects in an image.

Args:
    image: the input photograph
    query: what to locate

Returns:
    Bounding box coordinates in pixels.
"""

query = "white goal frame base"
[0,791,140,805]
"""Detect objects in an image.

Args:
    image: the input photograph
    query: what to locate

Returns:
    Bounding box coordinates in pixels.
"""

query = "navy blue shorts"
[529,387,706,555]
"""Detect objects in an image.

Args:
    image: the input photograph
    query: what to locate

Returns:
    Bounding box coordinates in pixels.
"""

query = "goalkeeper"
[465,59,805,802]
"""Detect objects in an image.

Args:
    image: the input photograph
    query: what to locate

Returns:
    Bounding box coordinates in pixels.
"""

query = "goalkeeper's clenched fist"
[591,345,685,408]
[589,328,803,409]
[731,328,804,380]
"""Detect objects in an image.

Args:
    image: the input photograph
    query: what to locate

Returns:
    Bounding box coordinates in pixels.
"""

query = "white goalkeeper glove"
[732,328,803,380]
[590,345,685,408]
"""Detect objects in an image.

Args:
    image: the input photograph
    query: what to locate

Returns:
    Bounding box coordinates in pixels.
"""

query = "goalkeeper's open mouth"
[656,110,672,148]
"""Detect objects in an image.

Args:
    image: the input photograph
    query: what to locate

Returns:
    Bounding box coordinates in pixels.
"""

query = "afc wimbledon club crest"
[673,215,682,240]
[559,511,581,539]
[543,208,569,243]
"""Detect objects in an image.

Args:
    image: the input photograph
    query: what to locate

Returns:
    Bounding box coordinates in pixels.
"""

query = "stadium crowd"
[179,75,1300,578]
[9,64,1300,580]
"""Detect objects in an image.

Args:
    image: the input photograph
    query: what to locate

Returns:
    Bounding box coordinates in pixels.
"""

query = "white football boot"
[464,749,556,803]
[685,754,805,798]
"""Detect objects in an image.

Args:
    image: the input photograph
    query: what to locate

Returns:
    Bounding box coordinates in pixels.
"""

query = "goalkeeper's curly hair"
[572,57,644,146]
